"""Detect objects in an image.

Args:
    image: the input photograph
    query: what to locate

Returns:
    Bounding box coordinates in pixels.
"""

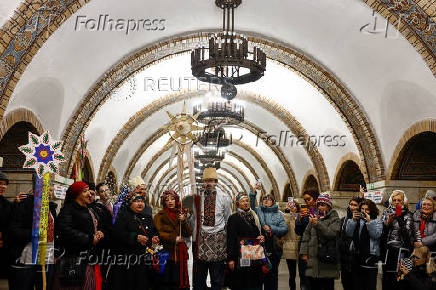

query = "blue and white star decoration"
[18,131,66,179]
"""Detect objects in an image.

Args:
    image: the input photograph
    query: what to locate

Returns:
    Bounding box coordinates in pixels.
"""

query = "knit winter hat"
[0,171,9,185]
[67,181,88,200]
[160,189,180,208]
[234,191,249,205]
[316,192,332,208]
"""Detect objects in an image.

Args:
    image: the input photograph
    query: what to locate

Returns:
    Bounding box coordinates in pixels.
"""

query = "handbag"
[317,238,337,264]
[57,254,87,286]
[240,239,265,260]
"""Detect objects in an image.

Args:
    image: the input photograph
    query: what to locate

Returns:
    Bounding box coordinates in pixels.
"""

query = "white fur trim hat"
[129,176,145,189]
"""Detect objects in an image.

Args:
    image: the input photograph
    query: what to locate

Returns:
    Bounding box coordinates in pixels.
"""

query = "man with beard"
[191,168,232,290]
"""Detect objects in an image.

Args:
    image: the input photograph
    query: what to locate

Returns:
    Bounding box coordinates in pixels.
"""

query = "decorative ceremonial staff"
[18,131,66,290]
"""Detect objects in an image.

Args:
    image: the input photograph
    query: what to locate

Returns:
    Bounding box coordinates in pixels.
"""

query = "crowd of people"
[0,168,436,290]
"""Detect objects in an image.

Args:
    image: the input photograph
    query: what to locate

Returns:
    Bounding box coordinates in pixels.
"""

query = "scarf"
[165,207,178,221]
[352,220,371,264]
[419,212,432,239]
[203,190,216,227]
[88,208,102,290]
[237,208,261,233]
[165,207,189,288]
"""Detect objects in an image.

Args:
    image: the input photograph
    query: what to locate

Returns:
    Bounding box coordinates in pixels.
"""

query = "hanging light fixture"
[191,0,266,101]
[192,100,244,126]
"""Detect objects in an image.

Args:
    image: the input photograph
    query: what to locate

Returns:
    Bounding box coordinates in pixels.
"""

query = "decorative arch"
[387,119,436,180]
[0,108,44,140]
[333,152,366,191]
[101,91,320,193]
[0,120,40,169]
[58,32,383,186]
[301,169,320,195]
[0,0,434,131]
[333,161,366,192]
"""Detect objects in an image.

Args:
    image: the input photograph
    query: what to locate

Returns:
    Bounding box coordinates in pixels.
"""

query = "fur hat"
[160,190,180,208]
[129,176,145,189]
[316,192,332,208]
[0,171,9,185]
[203,168,217,180]
[389,190,408,205]
[424,190,436,201]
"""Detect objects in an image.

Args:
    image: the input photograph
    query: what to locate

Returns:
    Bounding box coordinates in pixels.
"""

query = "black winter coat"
[7,196,57,261]
[338,211,354,272]
[0,195,12,234]
[112,209,158,255]
[402,265,436,290]
[89,201,113,249]
[55,201,95,256]
[226,211,263,289]
[0,195,12,275]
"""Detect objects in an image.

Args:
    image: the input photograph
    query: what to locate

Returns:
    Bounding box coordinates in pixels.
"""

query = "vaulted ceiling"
[1,0,435,200]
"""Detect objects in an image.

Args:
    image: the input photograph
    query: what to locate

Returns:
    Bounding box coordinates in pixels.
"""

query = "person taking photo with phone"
[345,199,382,290]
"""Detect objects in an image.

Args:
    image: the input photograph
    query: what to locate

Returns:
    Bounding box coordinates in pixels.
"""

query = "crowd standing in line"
[0,169,435,290]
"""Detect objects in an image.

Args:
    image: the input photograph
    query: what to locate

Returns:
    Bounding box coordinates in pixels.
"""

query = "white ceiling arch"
[2,0,434,191]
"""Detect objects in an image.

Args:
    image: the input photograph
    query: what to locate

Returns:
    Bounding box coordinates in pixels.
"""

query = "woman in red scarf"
[154,190,192,290]
[412,193,436,253]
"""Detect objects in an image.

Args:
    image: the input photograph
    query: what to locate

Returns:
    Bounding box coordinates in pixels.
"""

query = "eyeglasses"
[303,197,312,202]
[411,255,422,260]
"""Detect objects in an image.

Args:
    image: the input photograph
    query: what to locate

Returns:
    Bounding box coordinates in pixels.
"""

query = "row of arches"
[0,110,434,201]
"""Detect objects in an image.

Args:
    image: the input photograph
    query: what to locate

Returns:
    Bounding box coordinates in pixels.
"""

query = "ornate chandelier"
[191,0,266,100]
[192,101,244,126]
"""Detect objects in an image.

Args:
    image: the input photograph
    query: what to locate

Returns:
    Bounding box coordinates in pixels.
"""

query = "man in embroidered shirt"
[191,167,232,290]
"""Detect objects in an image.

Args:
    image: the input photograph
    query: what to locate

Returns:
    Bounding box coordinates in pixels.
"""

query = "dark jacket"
[55,201,95,256]
[154,209,192,261]
[300,209,341,278]
[8,196,57,261]
[226,210,263,289]
[413,210,436,252]
[89,201,113,249]
[0,195,12,235]
[338,211,354,272]
[402,265,436,290]
[112,208,158,255]
[0,195,13,274]
[381,206,415,250]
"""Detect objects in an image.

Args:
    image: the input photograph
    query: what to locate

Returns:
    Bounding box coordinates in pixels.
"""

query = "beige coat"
[282,212,300,260]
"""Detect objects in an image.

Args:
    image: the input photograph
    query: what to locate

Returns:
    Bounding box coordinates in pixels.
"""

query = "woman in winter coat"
[282,199,300,290]
[399,245,436,290]
[54,181,106,289]
[338,196,362,290]
[412,193,436,252]
[295,190,319,290]
[249,191,287,290]
[380,190,415,290]
[299,192,340,290]
[345,199,383,290]
[227,192,265,290]
[154,190,192,290]
[109,192,159,290]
